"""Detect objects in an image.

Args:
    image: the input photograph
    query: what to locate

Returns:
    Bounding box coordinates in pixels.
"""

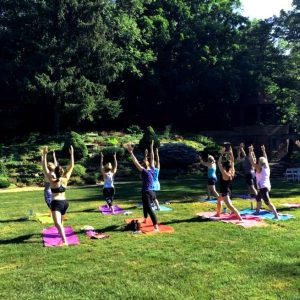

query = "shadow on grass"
[266,262,300,277]
[0,217,29,223]
[94,224,124,233]
[162,216,211,225]
[0,234,37,244]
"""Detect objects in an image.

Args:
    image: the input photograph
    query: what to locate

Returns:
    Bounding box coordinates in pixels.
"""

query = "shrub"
[63,131,88,160]
[105,137,119,146]
[0,161,7,176]
[126,125,143,135]
[101,146,125,160]
[83,173,98,184]
[0,176,10,188]
[72,164,86,177]
[139,126,160,151]
[162,124,172,139]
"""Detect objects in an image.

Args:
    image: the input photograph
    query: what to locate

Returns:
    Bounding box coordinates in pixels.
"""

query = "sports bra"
[51,185,66,193]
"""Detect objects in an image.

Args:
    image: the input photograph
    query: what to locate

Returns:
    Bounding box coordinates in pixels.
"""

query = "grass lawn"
[0,178,299,300]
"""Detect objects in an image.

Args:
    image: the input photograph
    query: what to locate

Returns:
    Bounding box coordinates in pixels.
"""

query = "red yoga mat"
[124,217,174,234]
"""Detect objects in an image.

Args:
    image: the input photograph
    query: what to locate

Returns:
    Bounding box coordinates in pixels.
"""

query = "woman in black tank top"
[216,146,243,221]
[42,145,74,246]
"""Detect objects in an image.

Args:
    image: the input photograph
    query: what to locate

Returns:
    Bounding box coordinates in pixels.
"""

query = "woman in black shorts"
[42,145,74,246]
[216,146,243,221]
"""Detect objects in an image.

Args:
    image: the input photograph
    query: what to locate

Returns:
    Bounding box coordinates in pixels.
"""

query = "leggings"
[44,182,52,209]
[103,187,115,207]
[142,190,157,225]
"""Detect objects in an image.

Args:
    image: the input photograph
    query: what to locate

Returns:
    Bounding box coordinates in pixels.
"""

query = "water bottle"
[223,207,227,213]
[28,208,33,219]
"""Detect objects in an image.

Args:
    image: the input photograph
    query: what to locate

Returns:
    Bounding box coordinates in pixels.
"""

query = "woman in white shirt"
[100,152,117,213]
[248,145,279,219]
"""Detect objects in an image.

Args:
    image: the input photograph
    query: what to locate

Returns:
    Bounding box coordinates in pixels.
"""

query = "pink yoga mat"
[281,203,300,208]
[99,204,124,215]
[42,226,79,247]
[196,212,267,228]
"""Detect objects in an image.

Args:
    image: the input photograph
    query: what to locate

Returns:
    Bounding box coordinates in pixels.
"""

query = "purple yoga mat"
[99,204,124,215]
[42,225,79,247]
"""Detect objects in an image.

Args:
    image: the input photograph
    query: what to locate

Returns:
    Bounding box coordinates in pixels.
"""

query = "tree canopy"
[0,0,299,135]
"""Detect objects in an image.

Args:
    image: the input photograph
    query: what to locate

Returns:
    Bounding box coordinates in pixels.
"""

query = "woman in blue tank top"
[199,155,219,200]
[125,141,159,232]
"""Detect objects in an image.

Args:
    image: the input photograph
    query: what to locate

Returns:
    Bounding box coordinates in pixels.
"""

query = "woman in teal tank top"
[199,155,219,200]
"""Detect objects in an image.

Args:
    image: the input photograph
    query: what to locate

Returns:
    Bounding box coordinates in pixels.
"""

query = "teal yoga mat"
[240,208,294,220]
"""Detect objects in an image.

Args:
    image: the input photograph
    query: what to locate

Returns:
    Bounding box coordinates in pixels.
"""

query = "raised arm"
[149,140,155,168]
[248,145,259,171]
[237,143,246,162]
[112,152,117,173]
[217,151,226,178]
[41,146,52,181]
[155,148,160,169]
[261,145,269,167]
[125,144,143,172]
[100,152,105,174]
[295,140,300,149]
[65,146,74,179]
[52,151,58,167]
[199,155,210,168]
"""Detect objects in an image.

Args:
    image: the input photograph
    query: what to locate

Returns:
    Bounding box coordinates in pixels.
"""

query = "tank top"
[103,171,114,188]
[208,164,217,179]
[220,175,232,194]
[256,166,271,190]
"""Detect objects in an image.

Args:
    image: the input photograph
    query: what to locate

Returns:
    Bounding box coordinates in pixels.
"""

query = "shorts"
[208,178,217,186]
[51,200,69,215]
[256,188,270,205]
[246,173,256,187]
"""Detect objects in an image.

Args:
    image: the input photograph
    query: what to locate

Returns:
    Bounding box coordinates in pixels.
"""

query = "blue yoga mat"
[198,197,218,203]
[240,208,294,220]
[233,194,255,200]
[137,203,172,211]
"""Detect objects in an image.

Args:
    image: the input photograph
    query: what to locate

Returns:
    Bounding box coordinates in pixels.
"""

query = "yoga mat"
[239,209,294,220]
[36,215,53,224]
[196,212,267,228]
[42,226,79,247]
[198,197,218,203]
[137,204,172,211]
[281,203,300,208]
[99,204,124,215]
[124,217,174,234]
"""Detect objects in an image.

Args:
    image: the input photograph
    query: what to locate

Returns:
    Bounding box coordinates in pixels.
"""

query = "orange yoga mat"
[124,217,174,234]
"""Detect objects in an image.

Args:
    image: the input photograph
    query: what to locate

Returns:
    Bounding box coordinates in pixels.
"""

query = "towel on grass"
[196,212,267,228]
[99,204,124,215]
[239,208,294,220]
[124,217,174,234]
[42,226,79,247]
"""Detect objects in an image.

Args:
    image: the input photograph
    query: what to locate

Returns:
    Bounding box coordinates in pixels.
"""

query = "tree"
[0,0,122,133]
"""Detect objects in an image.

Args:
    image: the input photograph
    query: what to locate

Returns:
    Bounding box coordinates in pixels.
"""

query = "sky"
[240,0,293,19]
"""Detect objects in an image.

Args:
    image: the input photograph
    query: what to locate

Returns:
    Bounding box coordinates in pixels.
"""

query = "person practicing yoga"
[237,143,257,207]
[248,145,279,219]
[41,150,58,214]
[42,145,74,246]
[100,152,117,213]
[125,141,159,231]
[144,144,161,210]
[199,154,219,200]
[216,146,243,221]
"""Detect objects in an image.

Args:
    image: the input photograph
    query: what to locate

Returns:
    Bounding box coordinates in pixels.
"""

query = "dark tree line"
[0,0,299,135]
